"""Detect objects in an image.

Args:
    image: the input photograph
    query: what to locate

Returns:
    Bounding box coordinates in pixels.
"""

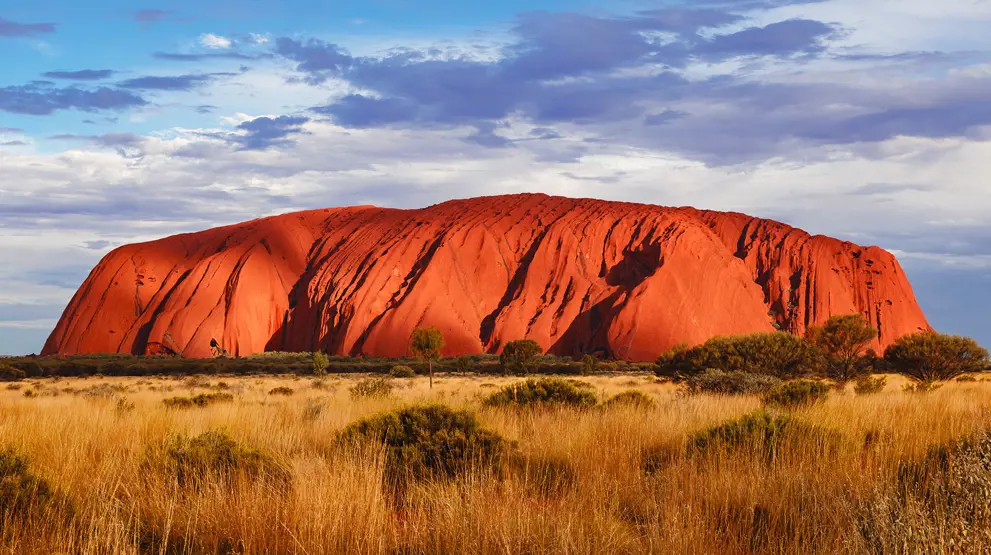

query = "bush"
[389,365,415,378]
[500,340,543,376]
[603,390,655,410]
[657,333,821,379]
[146,429,288,488]
[683,368,781,395]
[454,356,474,373]
[0,447,58,520]
[854,375,887,395]
[268,386,294,396]
[337,405,513,485]
[884,332,989,383]
[687,410,840,462]
[762,380,830,408]
[0,363,26,382]
[581,354,598,375]
[806,314,878,384]
[312,352,329,376]
[162,392,234,408]
[484,378,597,408]
[349,377,394,400]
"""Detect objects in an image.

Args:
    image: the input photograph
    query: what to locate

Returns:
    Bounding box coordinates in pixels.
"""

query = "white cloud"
[199,33,233,49]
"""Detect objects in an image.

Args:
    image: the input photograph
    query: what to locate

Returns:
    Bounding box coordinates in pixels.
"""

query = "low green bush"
[854,375,887,395]
[146,429,288,488]
[162,392,234,408]
[0,447,60,520]
[349,377,394,400]
[268,386,294,396]
[0,363,26,382]
[483,378,597,408]
[337,404,513,485]
[687,410,841,462]
[884,331,989,383]
[603,390,655,410]
[684,368,781,395]
[656,333,822,379]
[389,365,416,378]
[762,380,830,408]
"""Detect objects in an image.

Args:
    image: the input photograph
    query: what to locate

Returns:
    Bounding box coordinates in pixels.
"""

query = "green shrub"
[684,368,781,395]
[0,363,26,382]
[762,380,830,408]
[268,386,294,396]
[657,333,821,379]
[884,331,989,384]
[854,375,887,395]
[349,377,394,400]
[312,351,329,376]
[603,390,655,410]
[146,429,288,488]
[483,378,597,408]
[581,354,598,375]
[957,375,978,383]
[806,314,878,384]
[389,365,416,378]
[687,410,840,462]
[454,356,474,374]
[162,392,234,408]
[0,447,58,520]
[337,405,513,485]
[500,340,543,376]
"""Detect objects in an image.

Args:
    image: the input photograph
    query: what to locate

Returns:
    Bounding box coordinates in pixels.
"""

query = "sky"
[0,0,989,355]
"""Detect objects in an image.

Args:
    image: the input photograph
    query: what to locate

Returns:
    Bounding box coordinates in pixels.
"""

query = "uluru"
[42,194,930,360]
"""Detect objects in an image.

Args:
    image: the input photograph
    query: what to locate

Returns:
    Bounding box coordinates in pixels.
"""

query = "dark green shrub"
[657,333,822,379]
[684,368,781,395]
[0,447,58,520]
[454,356,474,373]
[806,314,878,384]
[500,340,543,376]
[854,375,887,395]
[603,390,655,410]
[0,364,26,382]
[268,386,294,396]
[581,354,598,375]
[162,392,234,408]
[337,404,513,485]
[146,429,288,488]
[688,410,840,462]
[389,365,416,378]
[762,380,830,408]
[884,332,989,383]
[349,377,393,399]
[483,378,597,408]
[312,352,329,376]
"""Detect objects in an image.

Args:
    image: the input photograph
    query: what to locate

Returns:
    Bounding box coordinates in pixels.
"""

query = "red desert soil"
[43,194,930,359]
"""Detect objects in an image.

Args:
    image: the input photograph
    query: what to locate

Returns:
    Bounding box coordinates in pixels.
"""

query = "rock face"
[43,194,930,359]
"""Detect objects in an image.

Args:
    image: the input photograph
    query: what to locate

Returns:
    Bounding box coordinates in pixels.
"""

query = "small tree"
[312,351,329,376]
[806,314,877,384]
[454,356,473,374]
[410,327,445,388]
[581,354,598,376]
[884,331,989,384]
[500,339,543,376]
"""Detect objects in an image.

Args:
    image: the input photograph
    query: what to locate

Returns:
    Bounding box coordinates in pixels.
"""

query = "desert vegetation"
[2,319,989,552]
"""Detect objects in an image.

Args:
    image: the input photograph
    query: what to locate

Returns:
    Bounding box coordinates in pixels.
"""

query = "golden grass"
[1,372,989,554]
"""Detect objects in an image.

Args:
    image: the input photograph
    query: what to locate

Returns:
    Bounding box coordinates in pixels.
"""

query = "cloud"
[153,51,254,62]
[117,73,223,91]
[49,133,145,147]
[645,110,689,126]
[200,33,233,49]
[0,127,23,133]
[1,140,28,146]
[132,9,189,24]
[81,240,116,250]
[228,115,311,150]
[0,83,146,115]
[274,38,355,83]
[0,16,56,38]
[42,69,116,80]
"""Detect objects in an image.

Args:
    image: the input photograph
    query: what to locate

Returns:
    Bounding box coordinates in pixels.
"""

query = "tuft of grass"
[349,377,394,400]
[687,410,842,463]
[162,392,234,408]
[483,378,597,408]
[854,375,887,395]
[268,386,294,396]
[0,448,60,521]
[144,429,289,489]
[684,368,781,395]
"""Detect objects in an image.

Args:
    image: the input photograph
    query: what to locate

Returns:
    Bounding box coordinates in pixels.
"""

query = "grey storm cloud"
[228,115,311,150]
[42,69,116,80]
[0,16,56,37]
[0,83,146,115]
